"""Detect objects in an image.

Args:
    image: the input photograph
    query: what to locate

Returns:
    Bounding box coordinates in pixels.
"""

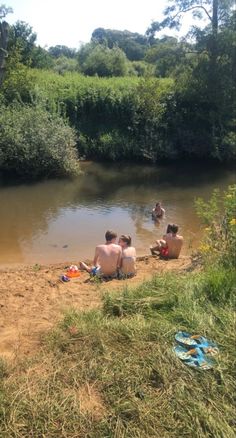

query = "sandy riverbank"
[0,255,194,360]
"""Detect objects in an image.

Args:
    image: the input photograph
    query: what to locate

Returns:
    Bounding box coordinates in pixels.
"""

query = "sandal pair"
[173,331,219,370]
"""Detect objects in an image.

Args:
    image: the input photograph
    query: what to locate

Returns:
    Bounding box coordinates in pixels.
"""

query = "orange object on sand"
[66,271,81,278]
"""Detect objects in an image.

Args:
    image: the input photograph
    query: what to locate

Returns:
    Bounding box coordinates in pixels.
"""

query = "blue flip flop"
[173,345,215,370]
[175,331,219,356]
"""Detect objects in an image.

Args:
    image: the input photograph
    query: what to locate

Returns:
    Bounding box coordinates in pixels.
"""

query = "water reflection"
[0,162,234,264]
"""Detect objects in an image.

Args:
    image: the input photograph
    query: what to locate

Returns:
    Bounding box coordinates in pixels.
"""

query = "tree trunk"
[0,21,9,86]
[212,0,219,36]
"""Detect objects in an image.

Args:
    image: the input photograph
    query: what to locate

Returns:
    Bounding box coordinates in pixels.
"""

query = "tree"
[0,4,13,85]
[147,0,234,38]
[145,37,189,77]
[91,28,148,61]
[147,0,234,64]
[48,45,77,59]
[7,20,37,65]
[79,44,130,77]
[30,45,53,69]
[146,1,236,159]
[52,55,78,74]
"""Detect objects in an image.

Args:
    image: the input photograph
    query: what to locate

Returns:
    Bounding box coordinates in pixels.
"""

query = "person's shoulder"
[112,243,122,250]
[124,246,136,254]
[96,244,106,250]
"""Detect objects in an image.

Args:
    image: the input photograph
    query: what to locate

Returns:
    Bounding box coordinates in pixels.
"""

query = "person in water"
[152,202,165,221]
[150,223,183,259]
[80,230,122,278]
[118,234,136,278]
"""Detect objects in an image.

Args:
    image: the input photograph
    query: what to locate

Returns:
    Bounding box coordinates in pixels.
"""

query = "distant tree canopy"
[91,28,149,61]
[48,45,77,59]
[144,36,191,77]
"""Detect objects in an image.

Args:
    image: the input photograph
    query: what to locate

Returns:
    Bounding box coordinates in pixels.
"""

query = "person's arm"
[93,246,99,266]
[156,238,167,247]
[117,248,122,269]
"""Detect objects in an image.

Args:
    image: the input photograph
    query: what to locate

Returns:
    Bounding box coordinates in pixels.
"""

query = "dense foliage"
[0,1,235,179]
[195,185,236,269]
[0,102,80,179]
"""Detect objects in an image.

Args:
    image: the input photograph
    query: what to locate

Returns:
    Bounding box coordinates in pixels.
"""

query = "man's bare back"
[94,243,121,276]
[150,224,183,259]
[80,230,122,277]
[164,233,183,259]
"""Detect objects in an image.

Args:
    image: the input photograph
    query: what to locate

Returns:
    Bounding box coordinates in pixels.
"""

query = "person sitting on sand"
[118,234,136,278]
[152,202,165,221]
[150,224,183,259]
[80,230,122,278]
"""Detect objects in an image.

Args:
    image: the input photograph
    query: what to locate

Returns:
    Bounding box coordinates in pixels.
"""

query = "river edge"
[0,255,196,360]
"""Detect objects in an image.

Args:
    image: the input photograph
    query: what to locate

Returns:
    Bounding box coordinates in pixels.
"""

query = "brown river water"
[0,162,234,265]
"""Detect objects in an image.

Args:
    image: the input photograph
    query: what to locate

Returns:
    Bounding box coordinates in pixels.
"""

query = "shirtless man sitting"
[80,230,122,278]
[150,224,183,259]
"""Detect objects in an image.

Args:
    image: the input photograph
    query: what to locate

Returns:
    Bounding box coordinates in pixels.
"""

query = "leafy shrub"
[195,185,236,267]
[78,130,136,161]
[79,44,130,77]
[0,102,80,179]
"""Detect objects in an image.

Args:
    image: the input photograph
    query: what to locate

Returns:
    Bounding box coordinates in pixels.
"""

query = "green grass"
[0,266,235,437]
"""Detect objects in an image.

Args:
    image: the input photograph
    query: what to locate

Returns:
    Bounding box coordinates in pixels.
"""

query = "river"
[0,162,234,265]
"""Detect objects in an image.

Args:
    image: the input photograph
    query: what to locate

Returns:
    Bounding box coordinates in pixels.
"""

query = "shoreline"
[0,254,158,270]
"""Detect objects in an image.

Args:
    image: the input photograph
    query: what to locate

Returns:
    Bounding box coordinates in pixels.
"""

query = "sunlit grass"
[0,265,235,437]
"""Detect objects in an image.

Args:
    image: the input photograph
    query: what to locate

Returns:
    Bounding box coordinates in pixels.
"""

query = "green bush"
[195,185,236,268]
[0,102,80,179]
[79,44,131,77]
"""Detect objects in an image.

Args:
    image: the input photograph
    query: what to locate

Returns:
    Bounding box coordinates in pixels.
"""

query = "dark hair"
[166,224,172,234]
[171,224,178,234]
[119,234,131,246]
[105,230,117,242]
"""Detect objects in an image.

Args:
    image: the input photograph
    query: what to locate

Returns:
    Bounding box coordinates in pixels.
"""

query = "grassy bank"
[0,265,235,437]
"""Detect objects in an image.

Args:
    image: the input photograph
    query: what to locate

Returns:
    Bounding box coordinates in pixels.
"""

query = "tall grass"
[1,69,179,162]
